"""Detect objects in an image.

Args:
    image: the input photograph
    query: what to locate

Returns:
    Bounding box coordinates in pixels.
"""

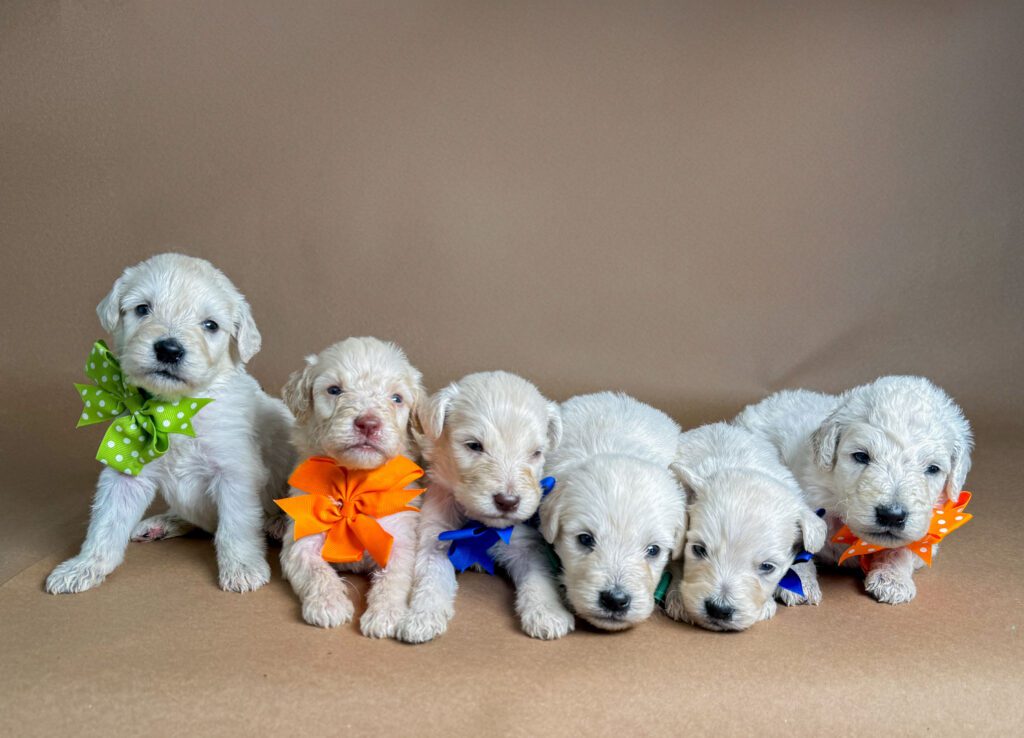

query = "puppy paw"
[864,569,916,605]
[520,602,575,640]
[757,598,778,622]
[359,606,404,639]
[46,556,107,594]
[662,586,687,622]
[303,591,355,628]
[131,514,192,542]
[397,608,452,643]
[218,557,271,593]
[776,578,821,607]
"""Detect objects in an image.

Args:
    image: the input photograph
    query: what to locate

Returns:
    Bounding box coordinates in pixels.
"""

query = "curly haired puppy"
[665,422,827,631]
[397,371,569,642]
[538,392,686,631]
[46,253,295,594]
[736,376,972,605]
[278,337,426,638]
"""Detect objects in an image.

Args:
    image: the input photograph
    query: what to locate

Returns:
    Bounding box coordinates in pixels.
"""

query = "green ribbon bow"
[75,340,212,475]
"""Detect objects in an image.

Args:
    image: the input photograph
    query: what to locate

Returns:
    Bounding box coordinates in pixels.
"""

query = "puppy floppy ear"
[797,507,828,553]
[282,355,318,424]
[417,382,460,441]
[944,428,974,503]
[671,507,688,560]
[231,296,262,364]
[96,275,125,334]
[669,462,701,508]
[811,417,841,471]
[538,486,564,545]
[546,401,563,451]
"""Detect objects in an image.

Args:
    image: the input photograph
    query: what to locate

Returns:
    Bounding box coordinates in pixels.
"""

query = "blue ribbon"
[778,509,825,597]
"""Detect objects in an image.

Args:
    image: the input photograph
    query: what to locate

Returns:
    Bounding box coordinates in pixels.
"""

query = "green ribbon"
[75,340,212,475]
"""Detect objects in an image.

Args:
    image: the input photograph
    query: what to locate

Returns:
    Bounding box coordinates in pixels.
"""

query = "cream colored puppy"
[737,376,973,605]
[539,392,687,631]
[46,253,294,594]
[665,423,827,631]
[397,371,570,642]
[278,337,425,638]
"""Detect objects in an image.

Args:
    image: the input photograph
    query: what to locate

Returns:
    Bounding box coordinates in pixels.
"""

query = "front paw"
[360,606,405,639]
[777,577,822,607]
[397,608,452,643]
[218,557,271,593]
[46,556,108,594]
[757,598,778,622]
[662,586,687,622]
[520,602,575,640]
[303,591,354,628]
[865,568,916,605]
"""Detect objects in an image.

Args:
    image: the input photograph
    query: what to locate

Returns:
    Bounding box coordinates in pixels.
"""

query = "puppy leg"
[398,492,461,644]
[360,511,417,639]
[281,527,354,628]
[775,561,822,607]
[131,511,194,542]
[46,468,157,593]
[864,548,917,604]
[210,469,270,592]
[757,598,779,622]
[494,528,574,640]
[662,560,687,623]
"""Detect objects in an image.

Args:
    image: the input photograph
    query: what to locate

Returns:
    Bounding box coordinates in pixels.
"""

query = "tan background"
[1,1,1022,735]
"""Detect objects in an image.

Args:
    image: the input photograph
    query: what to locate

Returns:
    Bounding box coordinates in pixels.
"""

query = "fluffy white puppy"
[539,392,687,631]
[397,371,570,642]
[46,253,295,594]
[736,376,973,605]
[665,422,827,631]
[278,337,425,638]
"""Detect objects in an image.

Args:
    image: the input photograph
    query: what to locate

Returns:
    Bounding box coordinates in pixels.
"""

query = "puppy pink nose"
[493,493,520,513]
[354,414,382,436]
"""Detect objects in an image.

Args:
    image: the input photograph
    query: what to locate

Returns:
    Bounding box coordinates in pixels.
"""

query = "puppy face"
[97,253,261,399]
[282,337,424,469]
[417,371,561,528]
[812,376,972,548]
[540,456,686,631]
[677,469,825,632]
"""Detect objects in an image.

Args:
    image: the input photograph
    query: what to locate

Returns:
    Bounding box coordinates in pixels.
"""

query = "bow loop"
[438,522,514,575]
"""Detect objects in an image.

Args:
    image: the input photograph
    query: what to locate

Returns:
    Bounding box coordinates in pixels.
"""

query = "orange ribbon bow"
[274,455,424,567]
[833,491,973,567]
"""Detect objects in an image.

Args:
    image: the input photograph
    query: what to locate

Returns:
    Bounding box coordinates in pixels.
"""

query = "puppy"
[397,371,570,642]
[539,392,687,631]
[47,253,295,594]
[736,376,973,604]
[278,337,425,638]
[665,422,827,631]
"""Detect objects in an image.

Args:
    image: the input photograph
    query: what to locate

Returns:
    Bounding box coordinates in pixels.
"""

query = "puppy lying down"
[540,392,687,631]
[666,422,827,632]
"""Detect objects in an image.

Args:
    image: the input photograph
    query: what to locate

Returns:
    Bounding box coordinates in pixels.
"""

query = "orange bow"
[833,491,973,567]
[274,455,424,567]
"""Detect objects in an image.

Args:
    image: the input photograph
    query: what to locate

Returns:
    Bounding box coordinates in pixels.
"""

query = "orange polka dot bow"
[274,456,424,567]
[833,491,973,567]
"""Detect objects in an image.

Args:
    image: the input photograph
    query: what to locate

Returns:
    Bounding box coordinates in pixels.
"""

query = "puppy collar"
[832,491,973,567]
[654,570,672,608]
[75,340,212,475]
[275,456,424,567]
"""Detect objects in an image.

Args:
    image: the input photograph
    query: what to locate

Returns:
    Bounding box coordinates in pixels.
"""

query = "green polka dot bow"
[75,340,213,476]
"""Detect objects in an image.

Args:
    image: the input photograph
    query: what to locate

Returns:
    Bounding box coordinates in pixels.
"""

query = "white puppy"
[737,376,973,605]
[539,392,687,631]
[398,371,570,642]
[47,253,295,594]
[665,422,827,631]
[278,337,425,638]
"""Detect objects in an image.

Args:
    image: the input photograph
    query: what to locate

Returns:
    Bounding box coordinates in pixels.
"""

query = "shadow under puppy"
[278,337,426,638]
[398,371,570,642]
[539,392,687,632]
[736,375,973,605]
[47,253,295,594]
[666,422,827,632]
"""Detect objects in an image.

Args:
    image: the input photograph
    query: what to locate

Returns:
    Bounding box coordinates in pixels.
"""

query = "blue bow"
[439,476,557,575]
[777,549,814,597]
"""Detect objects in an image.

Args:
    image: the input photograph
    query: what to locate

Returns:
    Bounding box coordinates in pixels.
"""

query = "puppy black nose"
[354,413,382,437]
[153,338,185,365]
[704,599,734,621]
[598,589,631,613]
[875,504,908,529]
[493,493,520,513]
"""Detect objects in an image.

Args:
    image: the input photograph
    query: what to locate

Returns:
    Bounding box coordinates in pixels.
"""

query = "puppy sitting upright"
[539,392,687,632]
[278,337,426,638]
[47,253,295,594]
[398,371,570,642]
[666,422,827,632]
[737,376,973,605]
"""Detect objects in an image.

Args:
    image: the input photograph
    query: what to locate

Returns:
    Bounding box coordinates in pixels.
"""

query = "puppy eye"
[465,441,484,453]
[925,464,941,475]
[851,451,871,465]
[134,304,151,317]
[326,385,343,396]
[531,449,543,459]
[691,544,707,559]
[759,562,776,574]
[391,394,403,404]
[645,544,661,558]
[201,319,219,332]
[577,533,596,550]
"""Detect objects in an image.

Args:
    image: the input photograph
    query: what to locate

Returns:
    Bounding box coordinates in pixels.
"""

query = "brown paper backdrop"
[1,2,1022,734]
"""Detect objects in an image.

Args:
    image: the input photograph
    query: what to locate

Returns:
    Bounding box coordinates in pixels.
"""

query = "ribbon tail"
[351,515,394,568]
[274,495,332,539]
[777,569,805,598]
[322,523,365,564]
